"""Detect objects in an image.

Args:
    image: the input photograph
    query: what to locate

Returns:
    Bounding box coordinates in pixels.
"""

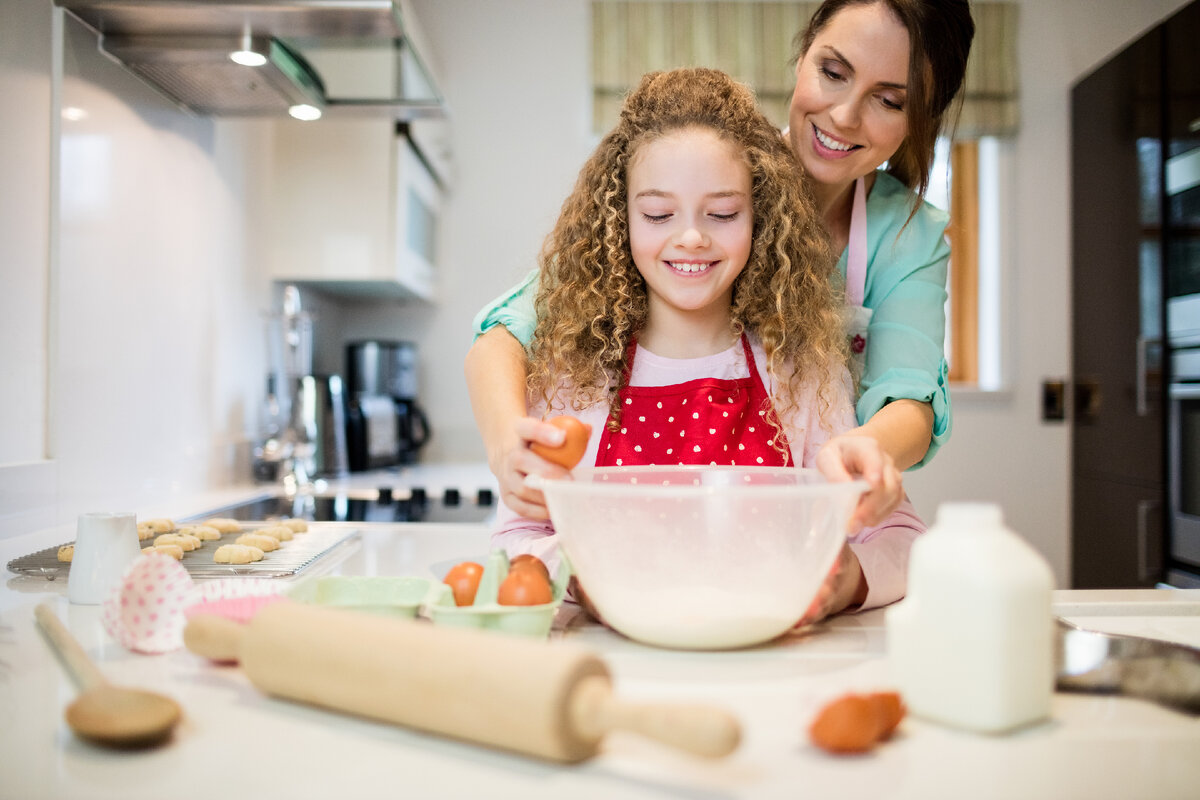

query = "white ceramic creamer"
[886,502,1055,733]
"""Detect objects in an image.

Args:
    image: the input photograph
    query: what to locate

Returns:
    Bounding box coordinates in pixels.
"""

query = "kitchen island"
[2,518,1199,800]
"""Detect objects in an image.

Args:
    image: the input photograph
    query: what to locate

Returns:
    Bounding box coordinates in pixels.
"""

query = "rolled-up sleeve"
[854,175,954,469]
[472,269,540,348]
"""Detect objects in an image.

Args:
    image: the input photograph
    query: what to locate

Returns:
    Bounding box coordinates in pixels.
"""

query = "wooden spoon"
[35,603,182,748]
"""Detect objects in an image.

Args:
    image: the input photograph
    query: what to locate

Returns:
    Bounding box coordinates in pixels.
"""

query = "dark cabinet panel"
[1070,18,1165,588]
[1072,475,1163,589]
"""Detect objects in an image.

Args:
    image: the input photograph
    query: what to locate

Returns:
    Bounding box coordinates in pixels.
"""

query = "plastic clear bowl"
[533,466,867,650]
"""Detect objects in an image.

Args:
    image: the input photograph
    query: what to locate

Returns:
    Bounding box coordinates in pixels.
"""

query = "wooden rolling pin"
[183,602,740,763]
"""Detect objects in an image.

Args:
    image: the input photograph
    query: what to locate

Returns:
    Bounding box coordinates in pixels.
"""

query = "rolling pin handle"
[183,614,248,662]
[568,674,741,758]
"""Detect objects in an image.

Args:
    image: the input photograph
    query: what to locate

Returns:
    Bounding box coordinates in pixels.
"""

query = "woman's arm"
[464,326,566,519]
[857,398,934,470]
[855,173,954,469]
[817,399,932,527]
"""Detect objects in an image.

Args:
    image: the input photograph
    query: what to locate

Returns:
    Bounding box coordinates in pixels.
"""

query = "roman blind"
[591,1,1018,138]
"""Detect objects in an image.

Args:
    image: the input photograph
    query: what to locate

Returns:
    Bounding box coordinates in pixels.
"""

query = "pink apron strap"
[846,176,868,308]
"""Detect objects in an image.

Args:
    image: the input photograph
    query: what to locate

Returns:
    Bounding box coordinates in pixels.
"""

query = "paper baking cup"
[102,555,286,653]
[102,553,195,654]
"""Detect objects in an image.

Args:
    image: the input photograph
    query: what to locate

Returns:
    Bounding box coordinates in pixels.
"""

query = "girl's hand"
[815,432,903,529]
[794,543,867,627]
[490,416,569,519]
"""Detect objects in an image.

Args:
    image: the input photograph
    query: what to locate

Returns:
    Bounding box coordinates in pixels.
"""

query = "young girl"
[491,68,924,620]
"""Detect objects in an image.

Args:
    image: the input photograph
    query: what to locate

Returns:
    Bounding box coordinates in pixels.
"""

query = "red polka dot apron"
[843,175,873,381]
[595,335,792,468]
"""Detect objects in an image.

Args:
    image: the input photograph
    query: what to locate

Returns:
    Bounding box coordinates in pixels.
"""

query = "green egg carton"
[288,575,451,618]
[427,549,568,637]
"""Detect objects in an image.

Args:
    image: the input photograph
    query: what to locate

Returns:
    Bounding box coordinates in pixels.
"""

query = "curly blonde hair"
[529,68,847,451]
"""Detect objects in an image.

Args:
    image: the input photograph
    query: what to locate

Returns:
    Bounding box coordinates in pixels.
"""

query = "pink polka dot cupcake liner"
[101,554,286,653]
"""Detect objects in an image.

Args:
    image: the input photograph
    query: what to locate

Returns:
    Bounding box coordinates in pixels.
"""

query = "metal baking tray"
[6,523,361,580]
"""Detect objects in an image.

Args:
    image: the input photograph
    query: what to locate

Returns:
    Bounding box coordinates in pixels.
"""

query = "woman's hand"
[490,416,571,519]
[815,431,903,529]
[794,543,868,627]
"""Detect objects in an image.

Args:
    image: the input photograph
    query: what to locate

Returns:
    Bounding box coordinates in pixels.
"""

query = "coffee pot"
[345,340,431,470]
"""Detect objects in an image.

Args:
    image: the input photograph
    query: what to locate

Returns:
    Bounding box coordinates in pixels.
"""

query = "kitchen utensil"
[345,340,431,468]
[68,511,142,605]
[888,503,1055,733]
[530,466,867,650]
[1055,616,1200,713]
[183,601,741,762]
[35,603,182,748]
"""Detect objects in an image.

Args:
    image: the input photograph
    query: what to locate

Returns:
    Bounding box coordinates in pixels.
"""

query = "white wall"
[0,4,277,537]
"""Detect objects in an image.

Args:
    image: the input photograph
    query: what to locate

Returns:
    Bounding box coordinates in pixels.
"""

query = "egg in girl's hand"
[443,561,484,606]
[530,416,592,470]
[497,567,554,606]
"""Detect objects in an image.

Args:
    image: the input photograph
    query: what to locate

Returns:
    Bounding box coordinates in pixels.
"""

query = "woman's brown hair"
[792,0,975,204]
[528,68,846,454]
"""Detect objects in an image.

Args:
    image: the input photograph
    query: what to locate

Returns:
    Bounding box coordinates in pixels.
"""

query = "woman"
[466,0,975,536]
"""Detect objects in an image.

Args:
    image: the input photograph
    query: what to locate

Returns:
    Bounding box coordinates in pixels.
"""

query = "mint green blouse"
[472,170,953,469]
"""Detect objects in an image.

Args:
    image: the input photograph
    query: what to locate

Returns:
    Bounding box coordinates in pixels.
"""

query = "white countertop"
[3,519,1200,800]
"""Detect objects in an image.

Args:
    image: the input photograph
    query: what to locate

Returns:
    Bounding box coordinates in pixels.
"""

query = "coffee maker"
[345,340,431,470]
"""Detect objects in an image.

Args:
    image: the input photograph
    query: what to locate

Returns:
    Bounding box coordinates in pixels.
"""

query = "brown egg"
[530,416,592,470]
[809,694,881,754]
[443,561,484,606]
[866,691,905,740]
[497,568,554,606]
[508,553,551,582]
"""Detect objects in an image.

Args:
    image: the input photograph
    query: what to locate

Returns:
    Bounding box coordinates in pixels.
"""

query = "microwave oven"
[394,127,442,300]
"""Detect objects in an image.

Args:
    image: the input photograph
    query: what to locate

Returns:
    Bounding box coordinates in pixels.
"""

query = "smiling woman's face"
[787,2,911,194]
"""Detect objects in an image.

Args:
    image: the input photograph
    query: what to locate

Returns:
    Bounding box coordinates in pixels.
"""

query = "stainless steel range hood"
[55,1,444,120]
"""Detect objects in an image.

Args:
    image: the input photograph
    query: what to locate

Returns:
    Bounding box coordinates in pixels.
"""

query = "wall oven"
[1166,143,1200,587]
[1168,346,1200,585]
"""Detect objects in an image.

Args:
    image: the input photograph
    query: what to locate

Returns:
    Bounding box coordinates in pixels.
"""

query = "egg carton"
[287,549,568,637]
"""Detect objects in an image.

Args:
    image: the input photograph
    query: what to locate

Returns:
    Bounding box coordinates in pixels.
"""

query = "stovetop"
[186,486,497,525]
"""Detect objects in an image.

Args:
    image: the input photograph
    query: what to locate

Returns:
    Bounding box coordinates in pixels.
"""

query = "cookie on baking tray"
[204,518,242,534]
[258,524,294,542]
[280,518,308,533]
[154,533,200,552]
[235,533,279,552]
[214,544,265,564]
[141,544,184,560]
[179,524,221,541]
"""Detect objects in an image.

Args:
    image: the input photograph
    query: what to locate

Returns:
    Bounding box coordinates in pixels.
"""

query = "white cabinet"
[268,119,441,301]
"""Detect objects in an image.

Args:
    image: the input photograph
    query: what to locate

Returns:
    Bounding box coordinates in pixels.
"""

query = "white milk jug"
[886,502,1055,733]
[68,511,142,605]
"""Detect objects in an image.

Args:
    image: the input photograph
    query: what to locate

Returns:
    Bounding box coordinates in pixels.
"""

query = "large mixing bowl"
[534,466,867,650]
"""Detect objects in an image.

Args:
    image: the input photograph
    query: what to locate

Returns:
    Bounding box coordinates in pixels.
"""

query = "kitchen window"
[590,0,1018,390]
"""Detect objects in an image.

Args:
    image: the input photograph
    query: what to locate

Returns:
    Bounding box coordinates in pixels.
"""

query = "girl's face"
[788,2,911,192]
[627,128,753,328]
